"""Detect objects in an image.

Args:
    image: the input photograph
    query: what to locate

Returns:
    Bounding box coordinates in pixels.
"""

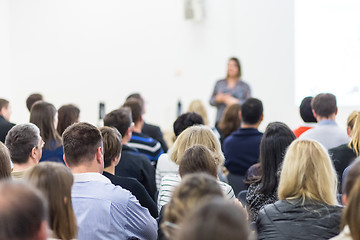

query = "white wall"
[1,0,357,132]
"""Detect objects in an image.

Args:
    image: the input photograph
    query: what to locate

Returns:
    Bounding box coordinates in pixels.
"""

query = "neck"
[104,165,115,175]
[316,114,336,122]
[70,164,102,174]
[227,76,239,82]
[241,123,259,129]
[12,161,36,172]
[133,123,142,133]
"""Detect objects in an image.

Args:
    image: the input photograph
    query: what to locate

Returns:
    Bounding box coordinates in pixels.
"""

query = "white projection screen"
[295,0,360,105]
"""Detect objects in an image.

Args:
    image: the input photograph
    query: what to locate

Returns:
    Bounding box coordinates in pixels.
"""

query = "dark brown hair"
[57,104,80,136]
[99,126,122,168]
[62,122,102,167]
[30,101,61,149]
[26,162,77,239]
[0,142,11,179]
[0,98,9,111]
[123,98,142,123]
[26,93,43,111]
[179,145,217,178]
[218,103,241,138]
[311,93,337,118]
[104,107,132,137]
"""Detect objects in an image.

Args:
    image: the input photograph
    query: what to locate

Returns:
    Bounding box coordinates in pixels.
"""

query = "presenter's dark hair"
[241,98,263,125]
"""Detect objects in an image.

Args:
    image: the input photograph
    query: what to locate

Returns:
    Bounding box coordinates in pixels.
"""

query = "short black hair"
[62,122,102,167]
[311,93,337,118]
[26,93,43,112]
[241,98,263,125]
[104,108,132,137]
[299,97,316,123]
[173,112,204,137]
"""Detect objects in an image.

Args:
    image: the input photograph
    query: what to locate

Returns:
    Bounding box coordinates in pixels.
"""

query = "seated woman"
[157,125,235,212]
[217,103,241,147]
[246,122,296,221]
[257,139,342,240]
[25,162,77,240]
[30,101,64,164]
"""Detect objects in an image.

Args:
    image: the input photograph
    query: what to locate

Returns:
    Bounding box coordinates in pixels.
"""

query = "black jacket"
[256,199,342,240]
[0,116,15,143]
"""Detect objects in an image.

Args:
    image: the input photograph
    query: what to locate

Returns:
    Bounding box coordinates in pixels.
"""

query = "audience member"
[218,103,241,146]
[104,108,157,199]
[126,93,168,152]
[329,111,359,192]
[246,122,296,221]
[175,198,251,240]
[332,159,360,240]
[123,98,164,165]
[223,98,264,194]
[156,112,204,189]
[300,93,349,149]
[5,123,43,179]
[157,125,235,212]
[30,101,64,164]
[0,180,48,240]
[63,122,157,240]
[0,142,11,179]
[187,99,209,126]
[161,173,224,239]
[26,93,43,112]
[100,126,158,218]
[293,96,317,137]
[257,139,342,240]
[0,98,15,143]
[57,104,80,135]
[25,162,77,240]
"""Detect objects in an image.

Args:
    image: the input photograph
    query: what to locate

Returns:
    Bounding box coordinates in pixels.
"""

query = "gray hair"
[5,123,40,164]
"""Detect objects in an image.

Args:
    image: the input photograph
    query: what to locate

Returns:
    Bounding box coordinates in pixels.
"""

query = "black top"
[115,145,157,200]
[329,143,357,193]
[103,171,158,218]
[257,199,342,240]
[0,115,15,143]
[142,122,168,153]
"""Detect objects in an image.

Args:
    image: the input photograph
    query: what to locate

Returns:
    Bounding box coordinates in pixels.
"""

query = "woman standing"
[210,57,251,125]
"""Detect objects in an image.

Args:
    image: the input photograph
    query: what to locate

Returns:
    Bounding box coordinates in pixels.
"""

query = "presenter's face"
[227,60,239,78]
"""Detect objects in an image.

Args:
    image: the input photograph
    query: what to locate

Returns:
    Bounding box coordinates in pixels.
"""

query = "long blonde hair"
[170,125,224,166]
[278,140,338,205]
[348,111,360,156]
[25,162,77,239]
[187,100,209,126]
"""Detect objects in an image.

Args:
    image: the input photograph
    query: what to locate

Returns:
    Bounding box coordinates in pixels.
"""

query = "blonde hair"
[278,140,338,205]
[162,173,224,238]
[348,111,360,156]
[170,125,224,165]
[25,162,77,240]
[187,100,209,125]
[341,177,360,240]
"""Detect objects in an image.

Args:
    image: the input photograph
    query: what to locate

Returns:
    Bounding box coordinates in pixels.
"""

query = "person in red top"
[293,96,317,138]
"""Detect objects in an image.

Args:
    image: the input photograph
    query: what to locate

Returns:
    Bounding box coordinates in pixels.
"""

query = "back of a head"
[0,98,9,112]
[348,112,360,156]
[126,93,145,113]
[241,98,263,125]
[218,103,241,138]
[311,93,337,117]
[162,173,224,238]
[179,145,217,178]
[170,125,224,165]
[300,96,317,123]
[173,112,204,137]
[0,142,11,179]
[5,123,40,164]
[104,107,132,137]
[99,126,122,168]
[0,180,47,240]
[187,100,209,126]
[343,158,360,197]
[26,93,43,112]
[123,98,143,124]
[278,139,337,205]
[62,122,102,167]
[259,122,296,195]
[175,198,250,240]
[25,162,77,240]
[30,101,60,147]
[57,104,80,136]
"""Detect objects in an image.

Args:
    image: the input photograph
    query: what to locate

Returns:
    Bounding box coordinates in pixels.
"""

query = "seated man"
[0,98,15,143]
[0,181,48,240]
[223,98,264,194]
[104,108,157,200]
[5,123,43,178]
[300,93,349,149]
[123,98,164,165]
[63,122,157,240]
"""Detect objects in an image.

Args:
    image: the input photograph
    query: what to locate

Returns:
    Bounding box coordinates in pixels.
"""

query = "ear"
[33,220,48,240]
[312,109,317,119]
[63,154,69,167]
[346,126,352,137]
[126,127,132,139]
[335,107,338,115]
[30,147,37,162]
[342,194,347,205]
[259,114,264,122]
[96,146,103,165]
[238,111,242,120]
